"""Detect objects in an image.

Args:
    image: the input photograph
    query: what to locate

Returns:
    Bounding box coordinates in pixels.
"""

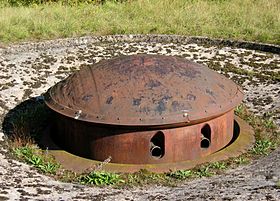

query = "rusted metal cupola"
[44,54,244,167]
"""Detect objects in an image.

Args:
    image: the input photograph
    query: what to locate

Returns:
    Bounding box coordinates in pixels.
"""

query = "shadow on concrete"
[1,96,54,149]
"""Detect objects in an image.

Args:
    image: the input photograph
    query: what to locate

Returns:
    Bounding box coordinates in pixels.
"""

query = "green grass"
[0,0,279,44]
[251,139,276,155]
[208,161,227,170]
[167,170,193,180]
[194,165,214,178]
[123,169,171,186]
[79,171,125,185]
[233,156,249,165]
[235,104,280,149]
[1,0,111,7]
[14,145,60,174]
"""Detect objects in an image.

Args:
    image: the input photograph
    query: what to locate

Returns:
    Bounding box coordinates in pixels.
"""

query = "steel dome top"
[44,54,243,127]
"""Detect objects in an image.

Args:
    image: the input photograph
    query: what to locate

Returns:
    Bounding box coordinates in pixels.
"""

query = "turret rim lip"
[44,87,243,128]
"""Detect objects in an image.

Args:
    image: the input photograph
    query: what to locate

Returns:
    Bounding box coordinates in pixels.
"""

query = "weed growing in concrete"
[167,170,194,180]
[194,165,214,178]
[235,103,279,152]
[251,139,275,155]
[123,169,170,186]
[233,156,249,165]
[79,171,124,186]
[263,119,277,130]
[13,145,60,174]
[234,104,246,116]
[209,162,227,170]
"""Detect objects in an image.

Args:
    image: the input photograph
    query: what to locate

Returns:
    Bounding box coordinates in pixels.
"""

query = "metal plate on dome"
[44,54,243,127]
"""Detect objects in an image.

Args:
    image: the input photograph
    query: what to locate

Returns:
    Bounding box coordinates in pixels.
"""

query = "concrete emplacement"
[43,54,255,173]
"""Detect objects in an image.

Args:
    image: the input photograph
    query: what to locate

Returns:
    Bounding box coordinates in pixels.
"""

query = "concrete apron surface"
[0,35,279,200]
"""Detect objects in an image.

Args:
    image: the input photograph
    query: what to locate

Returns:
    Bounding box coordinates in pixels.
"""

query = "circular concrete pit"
[0,35,279,199]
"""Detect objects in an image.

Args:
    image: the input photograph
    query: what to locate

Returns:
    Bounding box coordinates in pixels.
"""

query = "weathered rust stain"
[106,96,113,104]
[187,94,196,101]
[133,98,141,106]
[145,80,162,89]
[82,94,93,101]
